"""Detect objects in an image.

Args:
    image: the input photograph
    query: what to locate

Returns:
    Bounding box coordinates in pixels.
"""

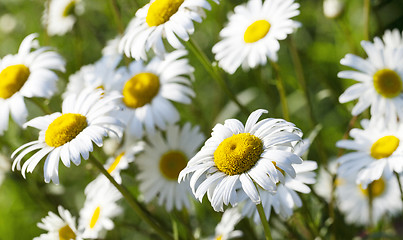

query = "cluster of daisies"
[319,28,403,226]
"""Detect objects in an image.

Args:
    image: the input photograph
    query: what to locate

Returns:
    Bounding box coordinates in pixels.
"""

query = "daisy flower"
[313,159,338,203]
[11,88,123,184]
[207,208,243,240]
[241,139,317,223]
[43,0,84,36]
[337,119,403,188]
[79,183,122,239]
[338,29,403,125]
[119,0,216,60]
[382,29,403,51]
[34,206,82,240]
[336,174,402,225]
[136,123,204,211]
[179,109,303,212]
[0,33,65,135]
[212,0,300,74]
[108,50,194,139]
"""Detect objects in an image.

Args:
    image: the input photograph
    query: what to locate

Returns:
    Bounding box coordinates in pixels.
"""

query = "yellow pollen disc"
[272,161,285,176]
[122,72,160,109]
[45,113,88,148]
[146,0,185,27]
[0,64,30,99]
[159,150,188,180]
[63,1,76,17]
[59,224,76,240]
[373,69,402,98]
[244,20,271,43]
[107,152,125,174]
[370,135,400,159]
[214,133,263,176]
[215,235,223,240]
[89,206,101,229]
[360,178,386,198]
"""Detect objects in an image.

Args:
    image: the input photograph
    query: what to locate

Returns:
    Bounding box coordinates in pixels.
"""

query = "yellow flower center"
[89,206,101,229]
[373,69,402,98]
[45,113,88,148]
[359,178,386,198]
[122,72,160,109]
[370,135,400,159]
[107,152,125,174]
[0,64,30,99]
[159,150,188,180]
[62,0,76,17]
[215,235,223,240]
[59,224,76,240]
[214,133,263,175]
[146,0,185,27]
[244,20,271,43]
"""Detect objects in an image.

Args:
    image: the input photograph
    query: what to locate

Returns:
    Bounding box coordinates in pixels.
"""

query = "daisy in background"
[108,50,194,139]
[179,109,303,212]
[0,33,65,135]
[313,159,338,203]
[43,0,84,36]
[35,206,82,240]
[119,0,217,60]
[336,174,402,225]
[79,183,122,239]
[11,88,123,184]
[338,29,403,125]
[136,123,204,212]
[212,0,300,74]
[337,118,403,188]
[206,208,243,240]
[241,139,317,223]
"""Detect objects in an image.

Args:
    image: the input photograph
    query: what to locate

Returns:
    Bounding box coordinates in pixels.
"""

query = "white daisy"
[79,183,122,239]
[11,88,123,184]
[0,33,65,135]
[119,0,216,60]
[179,109,303,212]
[337,119,403,188]
[338,29,403,125]
[382,29,403,51]
[336,174,402,225]
[102,36,123,57]
[108,50,194,139]
[212,0,300,74]
[136,123,204,211]
[34,205,82,240]
[207,208,243,240]
[43,0,84,36]
[323,0,344,19]
[313,159,338,203]
[64,55,122,98]
[241,140,317,223]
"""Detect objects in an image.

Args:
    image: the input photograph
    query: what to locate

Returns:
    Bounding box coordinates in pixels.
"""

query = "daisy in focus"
[207,208,243,240]
[336,175,402,225]
[179,109,303,212]
[79,183,122,239]
[337,119,403,188]
[0,33,65,135]
[43,0,84,36]
[119,0,216,60]
[136,123,204,211]
[241,139,317,223]
[108,50,194,139]
[212,0,300,74]
[382,29,403,51]
[338,29,403,125]
[34,206,81,240]
[11,88,123,184]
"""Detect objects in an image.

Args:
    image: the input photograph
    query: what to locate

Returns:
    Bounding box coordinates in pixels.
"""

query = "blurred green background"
[0,0,403,239]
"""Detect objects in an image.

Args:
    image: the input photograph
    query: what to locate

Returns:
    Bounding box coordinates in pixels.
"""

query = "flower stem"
[256,203,273,240]
[395,172,403,203]
[89,155,173,240]
[109,0,125,34]
[270,61,289,121]
[185,38,250,116]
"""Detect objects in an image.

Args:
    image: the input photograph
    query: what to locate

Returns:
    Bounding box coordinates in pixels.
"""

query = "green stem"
[395,172,403,203]
[364,0,370,40]
[185,38,250,116]
[109,0,125,34]
[89,155,173,240]
[256,203,273,240]
[171,216,179,240]
[270,61,289,121]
